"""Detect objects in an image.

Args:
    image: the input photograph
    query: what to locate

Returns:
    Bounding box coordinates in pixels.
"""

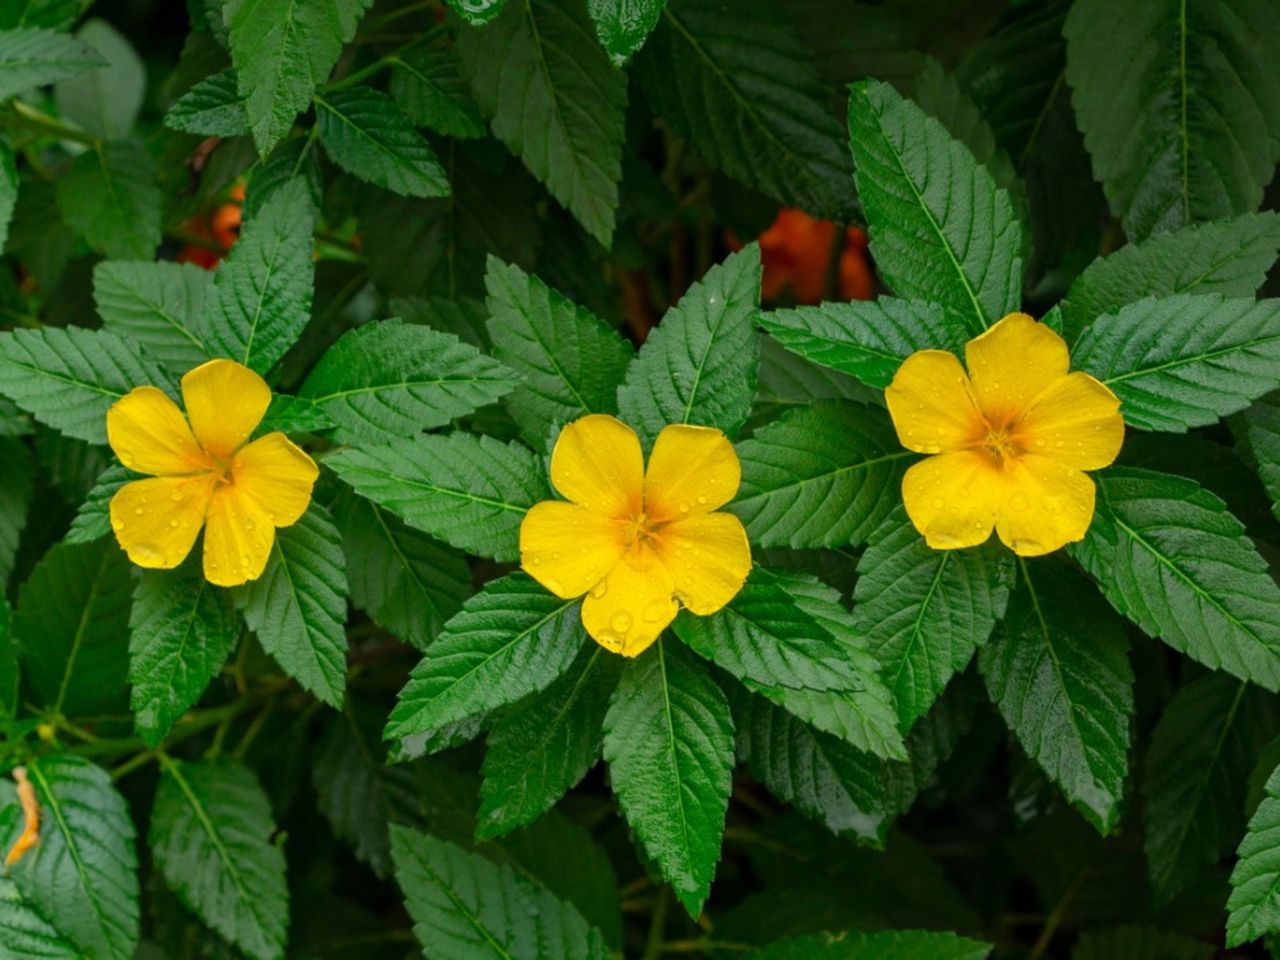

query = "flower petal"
[231,432,319,527]
[653,511,752,615]
[109,475,213,570]
[520,500,626,599]
[106,387,206,476]
[965,312,1068,419]
[181,359,271,460]
[884,350,983,454]
[994,455,1096,557]
[202,485,276,587]
[580,550,677,657]
[644,424,740,521]
[550,414,644,517]
[900,451,1002,550]
[1017,371,1125,471]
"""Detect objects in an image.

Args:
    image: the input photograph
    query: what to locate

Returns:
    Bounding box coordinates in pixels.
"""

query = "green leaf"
[315,86,449,198]
[1142,674,1278,904]
[164,69,249,138]
[0,27,103,100]
[390,826,609,960]
[1229,761,1280,945]
[93,260,213,372]
[0,140,18,252]
[202,177,316,374]
[852,505,1013,732]
[979,559,1133,833]
[1058,213,1280,343]
[0,599,14,719]
[1241,391,1280,520]
[729,401,911,549]
[636,0,856,220]
[617,244,761,446]
[326,432,549,562]
[242,136,322,221]
[847,79,1023,335]
[55,141,161,260]
[674,568,905,759]
[1073,294,1280,433]
[484,257,633,449]
[226,0,373,153]
[54,19,144,139]
[602,638,733,917]
[759,298,965,391]
[0,326,171,444]
[15,538,132,716]
[1071,467,1280,691]
[4,755,138,960]
[150,757,288,960]
[299,318,518,443]
[0,1,90,30]
[447,0,506,26]
[746,930,992,960]
[1072,926,1212,960]
[586,0,663,65]
[0,436,33,586]
[457,0,626,245]
[128,567,240,748]
[233,504,349,707]
[0,874,79,959]
[66,463,130,545]
[478,644,622,840]
[385,573,584,742]
[1064,0,1280,240]
[335,491,471,653]
[388,30,485,139]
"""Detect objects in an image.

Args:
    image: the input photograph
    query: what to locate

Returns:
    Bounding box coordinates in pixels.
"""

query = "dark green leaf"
[233,504,349,707]
[0,436,33,585]
[315,86,449,198]
[1072,926,1212,960]
[164,69,249,137]
[0,27,103,100]
[729,401,911,549]
[0,874,79,959]
[847,79,1022,335]
[1229,760,1280,946]
[484,257,633,449]
[458,0,626,245]
[586,0,664,66]
[150,758,287,960]
[93,260,213,372]
[56,142,161,260]
[326,432,549,562]
[388,30,485,139]
[617,244,761,446]
[979,559,1133,833]
[602,638,733,917]
[1071,467,1280,691]
[66,463,130,545]
[128,567,239,747]
[385,573,584,742]
[1073,294,1280,433]
[746,930,992,960]
[1241,391,1280,520]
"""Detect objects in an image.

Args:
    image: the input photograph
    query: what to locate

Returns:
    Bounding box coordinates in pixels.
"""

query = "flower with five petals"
[106,358,319,587]
[884,312,1124,556]
[519,415,753,656]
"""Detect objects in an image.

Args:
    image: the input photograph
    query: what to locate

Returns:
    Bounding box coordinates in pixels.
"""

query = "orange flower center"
[620,510,671,553]
[966,412,1024,468]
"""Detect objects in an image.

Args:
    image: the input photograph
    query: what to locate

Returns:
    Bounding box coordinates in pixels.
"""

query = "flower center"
[621,512,668,551]
[981,428,1018,462]
[208,453,235,485]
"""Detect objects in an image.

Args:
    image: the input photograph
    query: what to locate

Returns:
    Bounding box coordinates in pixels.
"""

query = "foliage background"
[0,0,1280,958]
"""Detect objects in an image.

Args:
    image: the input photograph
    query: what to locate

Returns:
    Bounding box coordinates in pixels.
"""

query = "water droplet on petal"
[931,497,945,510]
[590,580,609,599]
[610,611,633,634]
[696,495,708,505]
[678,501,691,513]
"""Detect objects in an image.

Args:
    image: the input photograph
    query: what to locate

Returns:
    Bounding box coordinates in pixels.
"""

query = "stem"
[8,101,97,146]
[322,33,431,93]
[641,887,671,960]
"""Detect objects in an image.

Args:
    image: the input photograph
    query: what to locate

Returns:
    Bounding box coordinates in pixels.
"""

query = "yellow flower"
[520,415,752,657]
[106,359,319,587]
[884,312,1124,557]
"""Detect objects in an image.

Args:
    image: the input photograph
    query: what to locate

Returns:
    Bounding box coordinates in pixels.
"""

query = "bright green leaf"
[0,27,103,100]
[93,260,212,372]
[164,69,249,138]
[56,141,161,260]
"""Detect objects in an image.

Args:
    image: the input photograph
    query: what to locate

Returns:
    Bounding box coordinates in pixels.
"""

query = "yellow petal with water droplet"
[884,350,983,455]
[965,313,1068,421]
[653,511,751,615]
[900,451,1002,550]
[549,414,644,517]
[109,475,214,570]
[181,358,271,460]
[203,485,275,587]
[231,432,318,527]
[1018,371,1124,471]
[644,423,739,521]
[106,386,206,476]
[580,550,676,657]
[520,500,624,599]
[994,456,1095,557]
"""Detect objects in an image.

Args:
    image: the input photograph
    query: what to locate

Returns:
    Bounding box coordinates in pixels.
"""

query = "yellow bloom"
[106,359,319,587]
[884,312,1124,557]
[520,415,752,657]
